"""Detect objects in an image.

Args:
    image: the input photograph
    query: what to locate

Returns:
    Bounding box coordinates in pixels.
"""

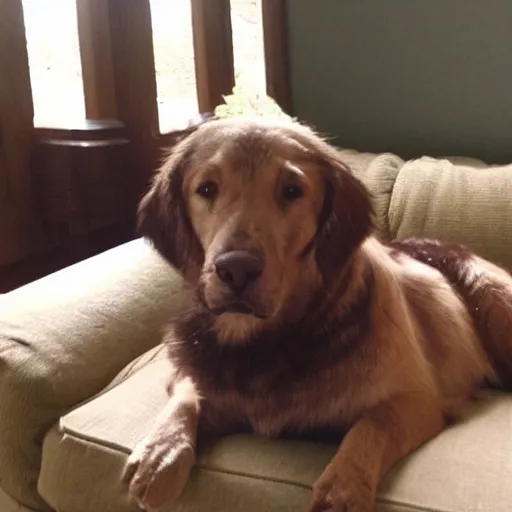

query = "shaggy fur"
[122,117,512,512]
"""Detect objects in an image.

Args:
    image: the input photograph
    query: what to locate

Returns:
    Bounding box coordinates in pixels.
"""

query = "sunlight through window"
[21,0,85,127]
[231,0,266,97]
[150,0,199,134]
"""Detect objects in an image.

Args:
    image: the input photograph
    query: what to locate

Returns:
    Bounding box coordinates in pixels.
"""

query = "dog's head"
[138,117,373,341]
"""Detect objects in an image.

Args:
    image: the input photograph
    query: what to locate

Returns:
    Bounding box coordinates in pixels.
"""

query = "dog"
[122,116,512,511]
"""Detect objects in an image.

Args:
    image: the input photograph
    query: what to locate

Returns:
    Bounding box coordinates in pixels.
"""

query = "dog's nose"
[214,250,263,291]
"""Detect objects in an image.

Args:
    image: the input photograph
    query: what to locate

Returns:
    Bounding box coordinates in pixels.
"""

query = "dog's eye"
[196,181,218,200]
[282,185,304,202]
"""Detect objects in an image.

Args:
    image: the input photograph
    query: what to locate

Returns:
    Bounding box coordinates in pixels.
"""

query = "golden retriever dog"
[122,116,512,511]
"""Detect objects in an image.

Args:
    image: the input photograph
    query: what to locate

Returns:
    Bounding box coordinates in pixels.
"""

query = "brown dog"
[122,116,512,511]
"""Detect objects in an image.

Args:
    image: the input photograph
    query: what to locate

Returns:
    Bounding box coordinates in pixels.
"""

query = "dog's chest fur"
[168,300,374,437]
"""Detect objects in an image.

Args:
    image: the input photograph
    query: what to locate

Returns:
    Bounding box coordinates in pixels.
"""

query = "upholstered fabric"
[346,151,512,269]
[338,149,405,242]
[388,156,512,268]
[0,487,38,512]
[40,344,512,512]
[0,240,183,510]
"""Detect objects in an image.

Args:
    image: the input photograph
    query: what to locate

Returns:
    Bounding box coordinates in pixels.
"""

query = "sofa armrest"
[0,239,181,510]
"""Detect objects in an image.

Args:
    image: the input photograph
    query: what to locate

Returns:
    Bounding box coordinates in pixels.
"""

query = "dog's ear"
[137,137,204,273]
[315,157,374,278]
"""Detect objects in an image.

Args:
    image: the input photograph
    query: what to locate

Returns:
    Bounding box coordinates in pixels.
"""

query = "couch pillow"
[388,156,512,268]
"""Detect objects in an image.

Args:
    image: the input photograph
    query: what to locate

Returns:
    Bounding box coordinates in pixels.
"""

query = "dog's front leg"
[122,376,200,510]
[310,393,445,512]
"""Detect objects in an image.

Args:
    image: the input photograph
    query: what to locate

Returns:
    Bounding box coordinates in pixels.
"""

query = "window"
[150,0,199,133]
[231,0,266,97]
[22,0,268,131]
[151,0,266,133]
[22,0,85,127]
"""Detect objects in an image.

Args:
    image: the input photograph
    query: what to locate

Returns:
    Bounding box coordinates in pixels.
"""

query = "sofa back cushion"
[340,150,512,269]
[388,156,512,268]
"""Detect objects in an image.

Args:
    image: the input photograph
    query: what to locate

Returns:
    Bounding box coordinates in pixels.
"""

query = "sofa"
[1,147,512,512]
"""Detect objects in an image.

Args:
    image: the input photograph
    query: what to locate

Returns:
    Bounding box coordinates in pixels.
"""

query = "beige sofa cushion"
[338,148,405,242]
[40,345,512,512]
[0,487,37,512]
[345,150,512,270]
[388,156,512,269]
[0,240,183,511]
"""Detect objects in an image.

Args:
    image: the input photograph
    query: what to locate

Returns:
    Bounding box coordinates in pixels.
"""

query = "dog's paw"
[122,432,195,510]
[309,463,374,512]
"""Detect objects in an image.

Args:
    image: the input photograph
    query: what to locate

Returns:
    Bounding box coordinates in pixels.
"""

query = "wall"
[287,0,512,163]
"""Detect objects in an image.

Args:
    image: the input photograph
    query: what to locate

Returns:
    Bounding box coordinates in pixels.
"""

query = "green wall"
[287,1,512,163]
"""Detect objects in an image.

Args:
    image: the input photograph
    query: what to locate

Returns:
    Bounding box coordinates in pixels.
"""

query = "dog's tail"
[391,237,512,390]
[458,258,512,390]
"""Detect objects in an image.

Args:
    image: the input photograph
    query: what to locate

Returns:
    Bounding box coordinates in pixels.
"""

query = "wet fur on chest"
[166,273,374,435]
